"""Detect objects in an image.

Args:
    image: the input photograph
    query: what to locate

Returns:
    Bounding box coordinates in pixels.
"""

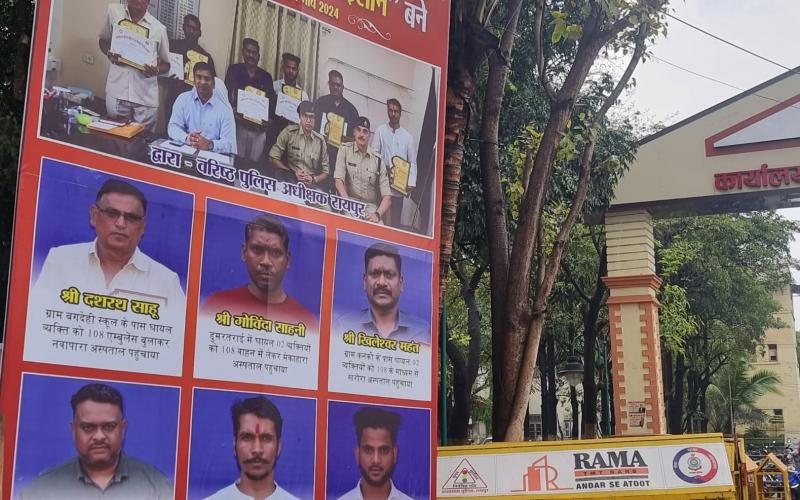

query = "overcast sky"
[626,0,800,320]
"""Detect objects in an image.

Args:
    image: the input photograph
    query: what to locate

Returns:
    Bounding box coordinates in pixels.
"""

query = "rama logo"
[512,455,569,492]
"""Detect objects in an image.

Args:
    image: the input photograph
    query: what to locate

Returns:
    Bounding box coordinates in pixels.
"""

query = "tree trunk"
[581,246,608,438]
[544,333,559,440]
[481,0,523,440]
[445,264,485,443]
[668,354,686,435]
[439,7,499,305]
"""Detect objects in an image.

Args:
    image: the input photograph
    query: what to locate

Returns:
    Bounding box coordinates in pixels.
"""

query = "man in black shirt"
[314,70,360,178]
[224,38,278,163]
[164,14,215,113]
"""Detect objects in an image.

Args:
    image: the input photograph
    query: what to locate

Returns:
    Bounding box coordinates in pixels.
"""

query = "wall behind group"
[49,0,236,101]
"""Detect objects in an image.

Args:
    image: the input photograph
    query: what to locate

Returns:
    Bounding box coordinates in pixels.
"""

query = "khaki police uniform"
[334,142,391,214]
[269,124,329,179]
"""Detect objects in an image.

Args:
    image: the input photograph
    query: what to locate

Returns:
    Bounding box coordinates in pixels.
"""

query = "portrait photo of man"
[16,381,175,499]
[326,403,430,500]
[33,177,185,309]
[334,242,429,345]
[201,214,318,331]
[204,396,299,500]
[25,161,193,376]
[189,389,315,499]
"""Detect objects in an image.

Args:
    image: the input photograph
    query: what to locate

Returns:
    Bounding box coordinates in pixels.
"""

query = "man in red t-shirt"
[202,215,318,334]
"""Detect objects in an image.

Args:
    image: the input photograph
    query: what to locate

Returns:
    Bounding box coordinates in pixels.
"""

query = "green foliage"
[705,356,782,434]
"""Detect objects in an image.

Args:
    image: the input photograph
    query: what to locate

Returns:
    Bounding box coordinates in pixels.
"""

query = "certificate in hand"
[110,23,156,71]
[237,88,270,124]
[390,156,411,195]
[167,52,184,78]
[275,92,301,123]
[321,112,346,146]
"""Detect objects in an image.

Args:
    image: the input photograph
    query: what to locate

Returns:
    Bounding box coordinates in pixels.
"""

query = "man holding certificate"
[269,53,310,148]
[98,0,170,132]
[370,99,417,229]
[314,70,360,170]
[165,14,215,113]
[224,38,278,162]
[168,62,237,154]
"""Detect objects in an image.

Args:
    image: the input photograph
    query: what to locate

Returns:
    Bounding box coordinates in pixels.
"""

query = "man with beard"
[201,215,318,333]
[19,383,173,499]
[224,38,277,162]
[314,70,360,170]
[334,243,429,344]
[338,407,411,500]
[168,61,237,154]
[370,99,417,229]
[205,396,299,499]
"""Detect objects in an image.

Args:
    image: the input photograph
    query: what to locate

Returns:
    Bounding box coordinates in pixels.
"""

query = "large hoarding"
[3,0,448,498]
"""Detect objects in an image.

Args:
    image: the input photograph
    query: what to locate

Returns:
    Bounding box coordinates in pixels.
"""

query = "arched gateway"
[606,67,800,435]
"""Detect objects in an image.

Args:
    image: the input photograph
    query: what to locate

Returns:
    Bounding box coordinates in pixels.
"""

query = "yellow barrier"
[437,433,737,499]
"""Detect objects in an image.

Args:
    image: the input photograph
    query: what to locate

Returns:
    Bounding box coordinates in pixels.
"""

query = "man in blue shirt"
[168,61,236,154]
[334,243,429,344]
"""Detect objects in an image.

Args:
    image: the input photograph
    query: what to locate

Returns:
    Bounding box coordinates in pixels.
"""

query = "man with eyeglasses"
[269,100,329,187]
[34,179,185,310]
[19,383,173,499]
[333,243,428,345]
[201,214,317,333]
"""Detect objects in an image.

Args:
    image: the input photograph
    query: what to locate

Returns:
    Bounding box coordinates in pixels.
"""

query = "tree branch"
[533,0,556,101]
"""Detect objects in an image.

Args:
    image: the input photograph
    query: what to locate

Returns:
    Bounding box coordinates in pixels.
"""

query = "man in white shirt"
[98,0,171,131]
[205,396,300,500]
[370,99,417,229]
[337,407,413,500]
[34,179,185,310]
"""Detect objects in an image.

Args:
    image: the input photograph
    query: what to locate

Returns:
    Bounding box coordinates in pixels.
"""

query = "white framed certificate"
[237,89,270,124]
[167,52,183,78]
[275,92,301,123]
[110,24,156,69]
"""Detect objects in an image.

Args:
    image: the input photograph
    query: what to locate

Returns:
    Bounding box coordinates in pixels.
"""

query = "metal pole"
[440,301,448,445]
[603,339,612,436]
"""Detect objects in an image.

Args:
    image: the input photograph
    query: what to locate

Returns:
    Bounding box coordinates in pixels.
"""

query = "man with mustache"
[334,243,429,344]
[201,215,317,332]
[205,396,299,499]
[338,407,411,500]
[98,0,170,132]
[19,383,173,499]
[33,179,185,310]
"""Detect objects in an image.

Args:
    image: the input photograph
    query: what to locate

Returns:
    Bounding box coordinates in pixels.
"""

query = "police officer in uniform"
[269,101,329,188]
[334,116,392,224]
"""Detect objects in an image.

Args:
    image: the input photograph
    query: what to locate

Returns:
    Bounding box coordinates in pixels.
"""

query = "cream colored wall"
[751,287,800,441]
[49,0,236,99]
[612,73,800,206]
[316,27,436,141]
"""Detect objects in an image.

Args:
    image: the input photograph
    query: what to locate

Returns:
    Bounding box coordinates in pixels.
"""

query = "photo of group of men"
[42,0,440,234]
[12,375,430,499]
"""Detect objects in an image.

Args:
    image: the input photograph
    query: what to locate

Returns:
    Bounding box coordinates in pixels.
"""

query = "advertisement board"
[2,0,448,498]
[437,434,736,498]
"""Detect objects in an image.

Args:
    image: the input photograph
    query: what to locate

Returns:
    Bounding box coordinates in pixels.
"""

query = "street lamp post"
[559,353,584,438]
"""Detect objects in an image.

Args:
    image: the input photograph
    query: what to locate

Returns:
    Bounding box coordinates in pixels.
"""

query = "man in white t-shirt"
[204,396,300,500]
[98,0,171,131]
[370,99,417,229]
[34,179,185,311]
[337,407,413,500]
